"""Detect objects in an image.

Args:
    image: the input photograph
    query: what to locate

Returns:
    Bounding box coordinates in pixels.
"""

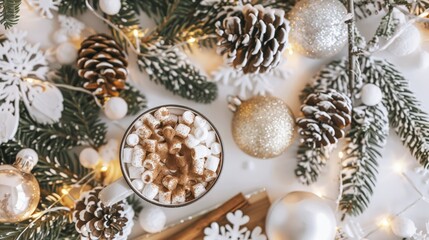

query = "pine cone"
[297,89,352,147]
[215,4,290,74]
[77,34,128,98]
[73,187,133,240]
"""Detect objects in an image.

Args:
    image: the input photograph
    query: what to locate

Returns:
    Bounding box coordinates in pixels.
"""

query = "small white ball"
[360,83,382,106]
[55,42,78,65]
[138,207,166,233]
[416,51,429,69]
[99,0,121,15]
[104,97,128,120]
[131,179,144,191]
[126,133,139,147]
[79,148,100,168]
[387,25,421,56]
[391,216,417,238]
[52,29,69,44]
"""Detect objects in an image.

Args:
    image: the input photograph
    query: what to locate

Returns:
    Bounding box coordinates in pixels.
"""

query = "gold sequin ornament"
[228,95,295,159]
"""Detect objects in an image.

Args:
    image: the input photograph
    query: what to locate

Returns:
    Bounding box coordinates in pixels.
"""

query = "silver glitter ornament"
[289,0,348,58]
[228,95,294,159]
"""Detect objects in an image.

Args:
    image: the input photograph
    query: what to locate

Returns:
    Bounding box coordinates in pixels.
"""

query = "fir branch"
[119,83,147,116]
[52,65,107,148]
[362,57,429,168]
[137,44,217,103]
[129,0,172,22]
[374,7,400,38]
[0,207,75,240]
[295,145,330,185]
[126,194,143,217]
[340,104,389,217]
[0,0,21,29]
[262,0,296,14]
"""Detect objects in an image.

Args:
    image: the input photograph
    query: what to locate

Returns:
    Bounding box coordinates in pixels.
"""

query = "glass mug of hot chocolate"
[99,105,223,207]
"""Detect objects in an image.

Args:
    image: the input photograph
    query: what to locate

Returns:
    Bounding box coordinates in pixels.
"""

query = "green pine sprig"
[362,57,429,168]
[340,104,389,217]
[295,145,330,185]
[0,0,21,29]
[120,83,147,116]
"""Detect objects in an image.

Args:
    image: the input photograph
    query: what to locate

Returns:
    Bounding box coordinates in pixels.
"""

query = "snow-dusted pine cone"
[73,187,134,240]
[297,89,352,147]
[215,4,290,74]
[77,34,128,99]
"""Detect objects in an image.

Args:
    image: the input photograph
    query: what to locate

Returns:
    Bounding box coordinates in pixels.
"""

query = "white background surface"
[7,3,429,239]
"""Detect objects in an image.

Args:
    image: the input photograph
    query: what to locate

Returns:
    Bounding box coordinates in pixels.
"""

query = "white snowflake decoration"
[58,15,85,38]
[413,222,429,240]
[0,29,63,144]
[212,63,289,98]
[204,210,267,240]
[27,0,61,19]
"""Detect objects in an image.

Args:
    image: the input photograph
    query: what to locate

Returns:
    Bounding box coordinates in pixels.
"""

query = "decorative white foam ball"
[99,0,121,15]
[53,29,69,44]
[361,83,382,106]
[138,207,166,233]
[391,216,417,238]
[416,51,429,69]
[79,147,100,168]
[104,97,128,120]
[387,25,421,56]
[56,42,78,65]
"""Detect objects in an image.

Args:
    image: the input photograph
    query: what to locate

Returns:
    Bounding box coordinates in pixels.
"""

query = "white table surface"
[7,4,429,239]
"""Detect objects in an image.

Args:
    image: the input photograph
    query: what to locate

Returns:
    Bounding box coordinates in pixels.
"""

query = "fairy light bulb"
[379,217,391,228]
[393,162,405,174]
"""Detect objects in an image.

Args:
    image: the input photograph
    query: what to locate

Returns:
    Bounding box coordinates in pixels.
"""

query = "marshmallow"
[210,142,222,155]
[143,139,157,153]
[194,116,208,129]
[205,155,220,172]
[184,134,200,149]
[154,107,169,121]
[182,111,195,125]
[172,187,186,204]
[162,126,176,141]
[203,169,217,182]
[191,183,206,198]
[143,113,160,129]
[135,125,152,139]
[146,153,161,162]
[152,129,165,142]
[122,147,133,163]
[169,138,182,154]
[162,175,179,191]
[193,127,208,142]
[192,158,205,175]
[192,145,210,159]
[131,147,145,167]
[141,167,160,184]
[205,131,216,146]
[158,190,172,204]
[132,179,144,191]
[162,114,178,126]
[142,183,159,200]
[175,123,191,138]
[126,133,139,146]
[128,165,144,179]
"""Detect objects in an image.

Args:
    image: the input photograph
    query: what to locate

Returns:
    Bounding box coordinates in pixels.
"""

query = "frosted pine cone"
[297,89,352,147]
[73,187,134,240]
[77,34,128,99]
[215,4,290,74]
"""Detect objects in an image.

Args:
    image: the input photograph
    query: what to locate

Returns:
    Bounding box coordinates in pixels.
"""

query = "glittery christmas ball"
[289,0,348,58]
[229,95,294,159]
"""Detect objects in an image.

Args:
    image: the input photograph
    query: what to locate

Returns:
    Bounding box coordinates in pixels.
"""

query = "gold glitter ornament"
[228,95,295,159]
[288,0,347,58]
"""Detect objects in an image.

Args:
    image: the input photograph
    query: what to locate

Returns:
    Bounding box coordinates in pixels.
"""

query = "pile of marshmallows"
[123,107,222,205]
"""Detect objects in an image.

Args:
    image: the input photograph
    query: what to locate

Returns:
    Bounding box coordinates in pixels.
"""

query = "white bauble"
[266,191,336,240]
[104,97,128,120]
[99,0,121,15]
[16,148,39,168]
[361,83,382,106]
[138,207,167,233]
[56,42,78,65]
[98,139,119,163]
[53,30,69,44]
[416,51,429,69]
[391,216,417,238]
[79,148,100,168]
[387,25,421,56]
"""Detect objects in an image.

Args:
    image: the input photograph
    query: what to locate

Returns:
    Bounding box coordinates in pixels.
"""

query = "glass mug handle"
[99,177,134,206]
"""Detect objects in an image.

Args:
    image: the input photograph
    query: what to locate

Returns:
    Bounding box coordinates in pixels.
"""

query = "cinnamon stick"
[174,193,248,240]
